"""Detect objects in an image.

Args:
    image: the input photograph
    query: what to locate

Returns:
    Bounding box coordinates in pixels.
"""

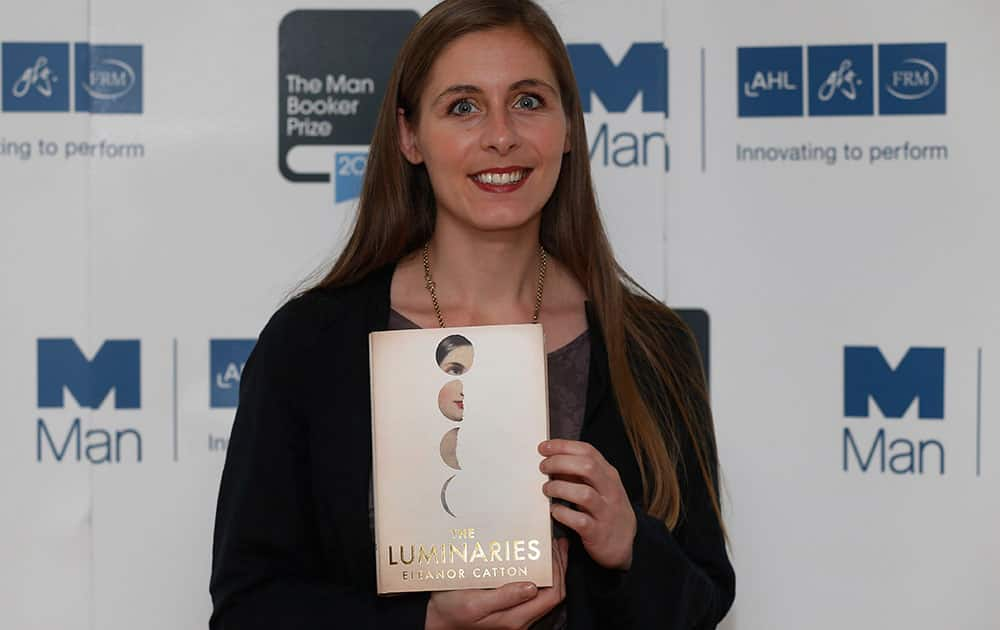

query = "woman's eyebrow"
[508,78,557,94]
[432,78,557,105]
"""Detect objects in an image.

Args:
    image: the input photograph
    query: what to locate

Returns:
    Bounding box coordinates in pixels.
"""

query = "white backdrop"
[0,0,996,628]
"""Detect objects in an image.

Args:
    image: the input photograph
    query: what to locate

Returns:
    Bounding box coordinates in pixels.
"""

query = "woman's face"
[398,27,570,234]
[439,344,473,375]
[438,379,464,421]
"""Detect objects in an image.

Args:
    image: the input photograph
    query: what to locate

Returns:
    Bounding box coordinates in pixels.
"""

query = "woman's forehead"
[425,27,558,94]
[444,345,473,359]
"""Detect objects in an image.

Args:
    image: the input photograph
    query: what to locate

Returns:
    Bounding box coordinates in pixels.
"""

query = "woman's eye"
[449,99,479,115]
[515,94,543,109]
[445,364,464,375]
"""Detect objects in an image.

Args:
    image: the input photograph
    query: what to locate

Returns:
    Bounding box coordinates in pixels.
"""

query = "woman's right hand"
[425,537,569,630]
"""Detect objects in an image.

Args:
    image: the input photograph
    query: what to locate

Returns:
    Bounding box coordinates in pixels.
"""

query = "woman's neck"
[423,219,544,326]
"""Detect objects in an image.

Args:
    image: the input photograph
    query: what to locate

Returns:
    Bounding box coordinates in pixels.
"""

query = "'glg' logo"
[808,45,873,116]
[844,346,944,419]
[210,339,256,408]
[2,43,71,112]
[567,43,668,116]
[38,339,141,409]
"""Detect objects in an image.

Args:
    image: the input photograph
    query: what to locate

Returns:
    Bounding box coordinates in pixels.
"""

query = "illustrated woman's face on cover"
[439,345,473,375]
[397,26,570,234]
[436,335,474,375]
[438,379,464,421]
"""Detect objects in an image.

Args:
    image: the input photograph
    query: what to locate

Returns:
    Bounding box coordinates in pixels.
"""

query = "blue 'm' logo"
[37,339,141,409]
[567,43,668,116]
[211,339,256,408]
[74,44,143,114]
[844,346,944,419]
[2,43,70,112]
[808,45,873,116]
[879,43,946,115]
[335,152,367,203]
[738,46,802,117]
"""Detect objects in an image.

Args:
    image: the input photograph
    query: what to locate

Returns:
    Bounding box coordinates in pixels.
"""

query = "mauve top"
[382,309,590,630]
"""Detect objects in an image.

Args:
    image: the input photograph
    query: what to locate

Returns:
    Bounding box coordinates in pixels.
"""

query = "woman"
[436,334,474,375]
[210,1,734,628]
[437,379,464,422]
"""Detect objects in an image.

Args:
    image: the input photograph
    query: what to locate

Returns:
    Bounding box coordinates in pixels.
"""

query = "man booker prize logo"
[277,9,419,197]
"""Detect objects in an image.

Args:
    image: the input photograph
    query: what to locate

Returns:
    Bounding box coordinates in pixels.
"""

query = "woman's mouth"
[469,168,532,192]
[455,401,464,409]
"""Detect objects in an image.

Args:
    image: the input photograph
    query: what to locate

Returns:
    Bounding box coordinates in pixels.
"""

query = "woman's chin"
[449,206,543,234]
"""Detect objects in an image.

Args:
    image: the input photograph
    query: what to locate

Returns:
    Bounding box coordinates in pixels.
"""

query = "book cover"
[369,324,553,594]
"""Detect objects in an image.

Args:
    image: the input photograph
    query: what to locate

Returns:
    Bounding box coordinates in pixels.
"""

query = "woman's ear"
[398,107,424,164]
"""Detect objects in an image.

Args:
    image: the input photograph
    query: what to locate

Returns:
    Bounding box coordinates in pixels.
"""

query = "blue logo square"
[879,43,946,115]
[335,152,368,203]
[738,46,803,117]
[808,45,873,116]
[568,43,668,116]
[210,339,256,409]
[2,43,70,112]
[75,44,143,114]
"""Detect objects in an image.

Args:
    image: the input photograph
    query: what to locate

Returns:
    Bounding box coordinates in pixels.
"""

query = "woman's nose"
[480,109,520,155]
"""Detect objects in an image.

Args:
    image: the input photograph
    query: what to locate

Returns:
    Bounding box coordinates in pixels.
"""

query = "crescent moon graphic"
[440,474,457,518]
[440,427,462,470]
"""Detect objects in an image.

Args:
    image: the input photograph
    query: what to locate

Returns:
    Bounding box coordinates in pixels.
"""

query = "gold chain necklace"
[422,242,547,328]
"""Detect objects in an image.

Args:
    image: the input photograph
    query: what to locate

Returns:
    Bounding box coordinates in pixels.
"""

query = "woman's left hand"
[538,439,637,571]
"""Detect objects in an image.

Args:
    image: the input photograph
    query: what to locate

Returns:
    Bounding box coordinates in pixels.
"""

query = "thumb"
[479,581,538,614]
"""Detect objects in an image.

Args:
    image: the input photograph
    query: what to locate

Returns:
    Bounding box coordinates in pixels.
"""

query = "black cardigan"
[210,263,735,628]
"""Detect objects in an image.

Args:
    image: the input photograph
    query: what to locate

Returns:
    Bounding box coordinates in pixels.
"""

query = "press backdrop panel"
[0,0,995,629]
[663,2,997,629]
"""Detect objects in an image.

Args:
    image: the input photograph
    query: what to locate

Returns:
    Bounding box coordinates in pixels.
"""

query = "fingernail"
[522,583,537,593]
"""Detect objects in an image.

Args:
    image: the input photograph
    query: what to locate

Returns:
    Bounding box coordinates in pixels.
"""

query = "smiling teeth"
[474,170,525,185]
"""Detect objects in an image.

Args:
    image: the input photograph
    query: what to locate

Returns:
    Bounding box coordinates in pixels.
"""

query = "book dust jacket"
[369,324,553,594]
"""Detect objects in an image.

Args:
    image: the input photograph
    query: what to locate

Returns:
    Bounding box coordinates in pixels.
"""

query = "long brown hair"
[316,0,722,531]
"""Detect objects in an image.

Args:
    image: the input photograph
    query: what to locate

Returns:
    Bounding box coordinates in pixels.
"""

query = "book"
[369,324,553,594]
